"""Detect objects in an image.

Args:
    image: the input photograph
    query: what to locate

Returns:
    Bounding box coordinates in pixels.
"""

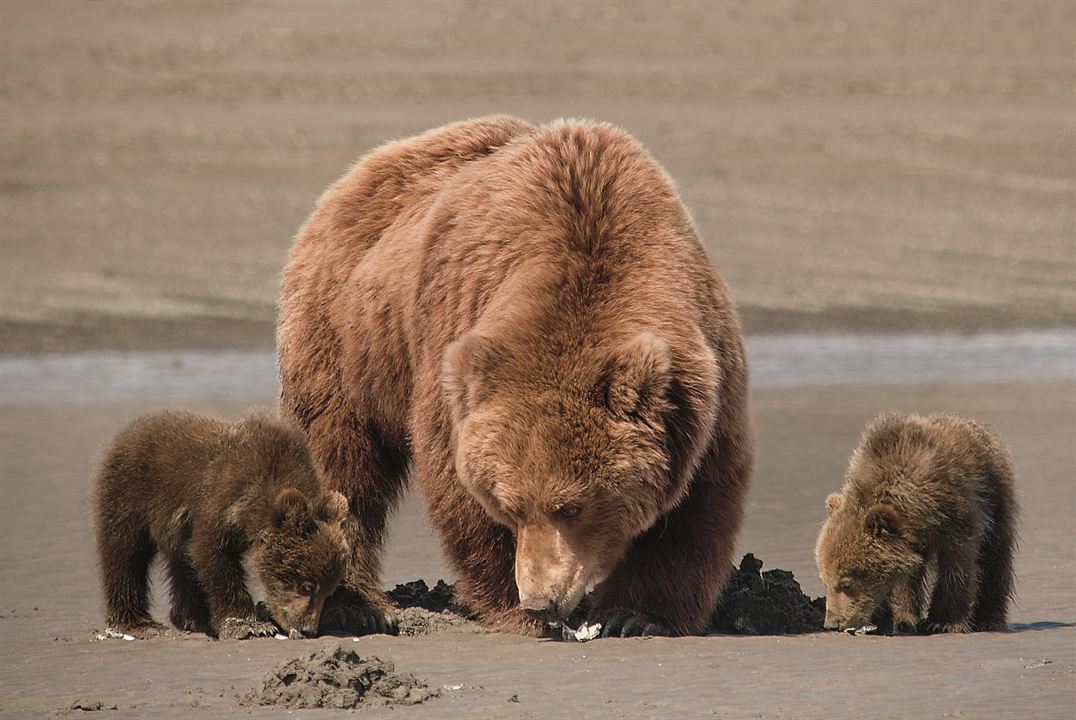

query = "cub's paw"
[590,608,673,638]
[319,595,398,636]
[920,619,972,634]
[111,622,166,639]
[216,616,278,640]
[974,619,1010,633]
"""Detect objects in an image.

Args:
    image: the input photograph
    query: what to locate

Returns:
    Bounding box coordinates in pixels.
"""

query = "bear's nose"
[823,617,839,631]
[520,596,561,624]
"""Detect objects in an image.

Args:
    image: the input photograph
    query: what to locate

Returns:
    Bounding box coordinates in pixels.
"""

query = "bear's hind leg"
[972,486,1017,631]
[98,524,163,637]
[165,554,211,634]
[922,540,978,634]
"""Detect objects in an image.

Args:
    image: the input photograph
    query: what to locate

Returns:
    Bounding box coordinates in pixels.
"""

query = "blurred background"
[2,0,1073,353]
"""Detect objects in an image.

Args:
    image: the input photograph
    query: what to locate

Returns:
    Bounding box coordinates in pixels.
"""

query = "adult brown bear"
[278,116,753,637]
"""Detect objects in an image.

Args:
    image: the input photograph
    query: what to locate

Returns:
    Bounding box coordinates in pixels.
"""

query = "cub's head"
[255,489,350,636]
[815,492,919,631]
[443,329,715,625]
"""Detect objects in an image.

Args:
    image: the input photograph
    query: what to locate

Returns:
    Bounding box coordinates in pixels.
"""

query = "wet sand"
[1,379,1073,718]
[2,1,1075,352]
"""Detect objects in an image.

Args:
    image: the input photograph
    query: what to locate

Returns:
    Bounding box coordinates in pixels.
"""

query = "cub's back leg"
[972,469,1018,631]
[95,516,162,637]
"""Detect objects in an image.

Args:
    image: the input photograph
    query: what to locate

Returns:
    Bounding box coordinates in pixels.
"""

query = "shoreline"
[2,328,1072,406]
[5,306,1076,356]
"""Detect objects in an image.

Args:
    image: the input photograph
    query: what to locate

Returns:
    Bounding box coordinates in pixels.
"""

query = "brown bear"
[278,116,753,637]
[815,412,1018,634]
[94,410,350,639]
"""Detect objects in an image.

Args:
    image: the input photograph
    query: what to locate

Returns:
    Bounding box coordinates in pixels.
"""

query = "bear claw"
[593,609,672,638]
[319,599,398,637]
[920,619,972,634]
[216,617,278,640]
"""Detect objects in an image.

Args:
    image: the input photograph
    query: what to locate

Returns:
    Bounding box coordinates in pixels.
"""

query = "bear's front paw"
[215,616,278,640]
[590,608,673,638]
[318,595,398,637]
[110,622,166,639]
[919,618,972,634]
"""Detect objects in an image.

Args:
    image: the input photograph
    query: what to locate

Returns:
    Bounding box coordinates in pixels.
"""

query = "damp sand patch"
[242,645,437,709]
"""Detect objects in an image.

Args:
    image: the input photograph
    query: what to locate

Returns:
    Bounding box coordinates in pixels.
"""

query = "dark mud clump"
[387,579,484,636]
[387,579,456,612]
[709,554,825,635]
[242,645,437,709]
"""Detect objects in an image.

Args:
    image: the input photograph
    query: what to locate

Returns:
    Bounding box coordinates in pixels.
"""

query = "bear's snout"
[514,523,591,623]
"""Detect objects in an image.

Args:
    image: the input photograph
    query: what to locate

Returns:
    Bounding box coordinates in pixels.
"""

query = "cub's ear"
[317,490,350,523]
[442,331,505,423]
[825,492,845,517]
[864,503,903,540]
[601,332,672,418]
[272,488,311,530]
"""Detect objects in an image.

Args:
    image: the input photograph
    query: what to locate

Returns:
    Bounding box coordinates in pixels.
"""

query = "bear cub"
[94,410,350,639]
[816,412,1018,634]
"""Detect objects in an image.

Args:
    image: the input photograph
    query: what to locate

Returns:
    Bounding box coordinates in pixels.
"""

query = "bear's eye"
[836,579,853,594]
[298,582,314,597]
[555,504,581,521]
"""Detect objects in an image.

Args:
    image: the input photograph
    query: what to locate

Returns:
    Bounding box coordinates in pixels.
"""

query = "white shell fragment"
[571,621,603,642]
[845,624,878,636]
[273,633,288,640]
[551,620,603,642]
[104,628,135,641]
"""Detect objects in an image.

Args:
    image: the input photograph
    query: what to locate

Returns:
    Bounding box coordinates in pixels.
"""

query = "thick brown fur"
[278,116,753,637]
[816,412,1018,634]
[94,410,350,639]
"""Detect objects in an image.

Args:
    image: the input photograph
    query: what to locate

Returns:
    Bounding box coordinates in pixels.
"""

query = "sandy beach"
[1,2,1074,718]
[2,1,1074,351]
[1,379,1073,718]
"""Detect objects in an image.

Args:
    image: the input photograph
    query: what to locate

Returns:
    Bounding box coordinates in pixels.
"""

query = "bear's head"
[443,328,713,625]
[254,488,350,636]
[815,492,920,631]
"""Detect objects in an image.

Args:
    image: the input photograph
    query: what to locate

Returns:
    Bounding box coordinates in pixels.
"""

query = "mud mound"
[709,554,825,635]
[387,579,484,636]
[242,645,436,709]
[384,564,824,638]
[387,579,456,612]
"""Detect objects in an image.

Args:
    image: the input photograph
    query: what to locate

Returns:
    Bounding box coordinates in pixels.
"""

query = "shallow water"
[0,330,1073,406]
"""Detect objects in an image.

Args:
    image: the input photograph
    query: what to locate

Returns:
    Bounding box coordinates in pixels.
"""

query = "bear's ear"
[825,492,845,516]
[864,503,903,540]
[317,490,350,523]
[442,331,505,423]
[272,487,311,530]
[601,332,672,418]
